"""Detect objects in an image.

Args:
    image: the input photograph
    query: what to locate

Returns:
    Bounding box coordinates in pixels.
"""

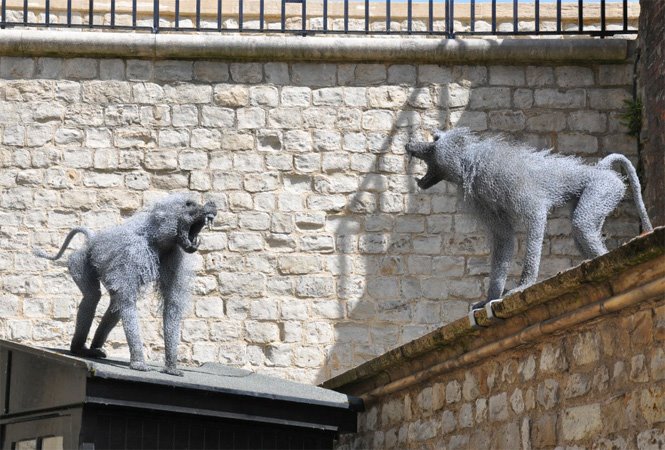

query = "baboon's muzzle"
[180,201,217,253]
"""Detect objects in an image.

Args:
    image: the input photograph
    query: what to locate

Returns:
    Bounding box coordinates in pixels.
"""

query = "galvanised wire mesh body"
[0,0,638,37]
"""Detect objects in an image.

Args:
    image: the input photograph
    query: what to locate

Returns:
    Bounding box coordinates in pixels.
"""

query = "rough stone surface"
[339,300,665,449]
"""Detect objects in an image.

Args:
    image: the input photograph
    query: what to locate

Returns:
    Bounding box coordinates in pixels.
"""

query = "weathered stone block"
[469,87,511,109]
[489,66,526,86]
[489,392,509,422]
[193,61,230,82]
[531,414,557,448]
[230,63,263,83]
[562,404,602,441]
[213,84,249,107]
[534,88,586,109]
[555,66,595,87]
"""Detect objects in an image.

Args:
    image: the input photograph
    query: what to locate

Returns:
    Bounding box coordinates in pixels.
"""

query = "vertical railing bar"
[622,0,627,31]
[449,0,454,37]
[110,0,115,27]
[131,0,136,27]
[491,0,496,33]
[238,0,242,31]
[535,0,539,33]
[428,0,433,33]
[45,0,50,25]
[23,0,27,24]
[302,0,306,34]
[88,0,93,27]
[323,0,327,32]
[513,0,517,33]
[407,0,412,33]
[67,0,72,26]
[364,0,369,33]
[344,0,348,33]
[578,0,582,32]
[556,0,561,33]
[1,0,6,29]
[175,0,180,29]
[196,0,200,30]
[470,0,475,33]
[217,0,222,31]
[386,0,390,34]
[444,0,449,36]
[153,0,158,32]
[281,0,285,31]
[259,0,264,30]
[600,0,606,35]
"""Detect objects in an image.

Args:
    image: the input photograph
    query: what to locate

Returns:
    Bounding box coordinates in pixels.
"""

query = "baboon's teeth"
[206,217,213,231]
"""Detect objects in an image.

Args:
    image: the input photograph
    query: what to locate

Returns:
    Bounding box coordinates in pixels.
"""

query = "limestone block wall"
[0,33,642,383]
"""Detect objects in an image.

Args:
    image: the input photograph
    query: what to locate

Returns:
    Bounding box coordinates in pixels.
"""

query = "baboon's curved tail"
[598,154,653,233]
[33,227,94,261]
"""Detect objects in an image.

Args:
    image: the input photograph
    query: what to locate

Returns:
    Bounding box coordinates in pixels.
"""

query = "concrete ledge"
[0,29,632,63]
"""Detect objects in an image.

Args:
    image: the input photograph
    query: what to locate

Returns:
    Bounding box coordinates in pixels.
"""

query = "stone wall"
[330,230,665,449]
[338,299,665,449]
[0,33,642,384]
[638,0,665,227]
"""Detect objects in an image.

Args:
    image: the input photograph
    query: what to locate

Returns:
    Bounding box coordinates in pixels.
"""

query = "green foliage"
[621,97,642,138]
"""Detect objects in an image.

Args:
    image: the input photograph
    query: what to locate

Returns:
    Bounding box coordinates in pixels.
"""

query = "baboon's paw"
[162,367,184,377]
[129,361,150,372]
[71,346,106,359]
[469,300,488,312]
[88,347,107,358]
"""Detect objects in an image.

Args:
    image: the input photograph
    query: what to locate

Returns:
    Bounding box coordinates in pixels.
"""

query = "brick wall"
[638,0,665,227]
[0,48,641,383]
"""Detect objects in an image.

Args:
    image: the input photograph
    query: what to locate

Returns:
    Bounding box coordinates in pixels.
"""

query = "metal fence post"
[153,0,159,33]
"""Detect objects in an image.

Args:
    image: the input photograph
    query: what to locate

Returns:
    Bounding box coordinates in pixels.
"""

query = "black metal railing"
[0,0,638,37]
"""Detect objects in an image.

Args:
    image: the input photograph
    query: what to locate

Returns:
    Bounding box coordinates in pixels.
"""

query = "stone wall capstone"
[0,36,641,384]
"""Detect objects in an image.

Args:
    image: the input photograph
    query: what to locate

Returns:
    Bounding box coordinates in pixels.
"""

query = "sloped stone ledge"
[0,29,633,63]
[322,227,665,402]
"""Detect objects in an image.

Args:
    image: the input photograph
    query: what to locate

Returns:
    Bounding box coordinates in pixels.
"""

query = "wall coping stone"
[0,30,633,63]
[322,227,665,400]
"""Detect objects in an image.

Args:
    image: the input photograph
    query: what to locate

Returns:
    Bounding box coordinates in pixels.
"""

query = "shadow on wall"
[321,69,489,382]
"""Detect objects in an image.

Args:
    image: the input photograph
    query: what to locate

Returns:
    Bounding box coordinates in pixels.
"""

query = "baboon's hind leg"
[89,307,121,357]
[572,177,624,259]
[69,252,104,358]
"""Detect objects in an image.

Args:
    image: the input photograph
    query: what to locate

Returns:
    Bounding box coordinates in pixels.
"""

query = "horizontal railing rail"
[0,0,639,37]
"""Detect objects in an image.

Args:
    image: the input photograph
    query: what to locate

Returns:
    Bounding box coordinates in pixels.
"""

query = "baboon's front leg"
[487,230,516,301]
[163,300,184,376]
[112,291,148,371]
[159,250,189,376]
[518,212,548,289]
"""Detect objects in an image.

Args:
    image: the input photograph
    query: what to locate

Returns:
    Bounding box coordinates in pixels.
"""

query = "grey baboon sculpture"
[406,128,653,310]
[34,194,217,375]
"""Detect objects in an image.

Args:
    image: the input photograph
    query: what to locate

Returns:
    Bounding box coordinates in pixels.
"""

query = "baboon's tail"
[33,227,93,261]
[598,154,653,233]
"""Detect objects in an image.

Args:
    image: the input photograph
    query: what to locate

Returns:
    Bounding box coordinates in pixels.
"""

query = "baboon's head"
[405,130,447,190]
[150,194,217,253]
[406,128,470,189]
